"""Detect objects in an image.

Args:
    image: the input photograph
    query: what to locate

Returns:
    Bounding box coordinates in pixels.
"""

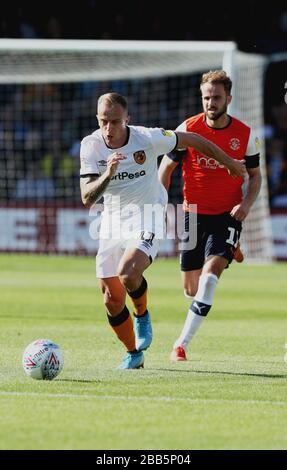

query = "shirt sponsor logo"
[98,160,107,166]
[111,170,146,180]
[230,138,241,150]
[133,151,146,165]
[197,155,225,170]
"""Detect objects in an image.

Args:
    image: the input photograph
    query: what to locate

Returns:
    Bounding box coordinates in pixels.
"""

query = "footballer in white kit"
[80,125,177,278]
[80,92,246,370]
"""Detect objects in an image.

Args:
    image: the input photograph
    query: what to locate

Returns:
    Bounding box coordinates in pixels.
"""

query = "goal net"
[0,39,273,260]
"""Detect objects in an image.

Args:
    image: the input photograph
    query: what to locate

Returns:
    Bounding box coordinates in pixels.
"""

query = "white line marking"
[0,391,286,406]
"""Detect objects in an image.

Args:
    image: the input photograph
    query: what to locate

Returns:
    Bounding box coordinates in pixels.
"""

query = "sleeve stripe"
[171,132,178,152]
[245,154,260,169]
[80,173,99,178]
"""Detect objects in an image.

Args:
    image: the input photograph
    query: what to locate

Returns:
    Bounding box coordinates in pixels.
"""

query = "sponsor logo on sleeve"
[160,129,174,137]
[255,137,261,151]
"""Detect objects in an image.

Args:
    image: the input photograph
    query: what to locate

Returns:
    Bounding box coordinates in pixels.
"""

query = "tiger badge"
[133,151,146,165]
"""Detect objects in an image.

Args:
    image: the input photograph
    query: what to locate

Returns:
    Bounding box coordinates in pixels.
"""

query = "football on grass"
[22,339,64,380]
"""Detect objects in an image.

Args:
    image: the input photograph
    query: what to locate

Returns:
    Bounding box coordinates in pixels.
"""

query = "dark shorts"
[180,211,242,272]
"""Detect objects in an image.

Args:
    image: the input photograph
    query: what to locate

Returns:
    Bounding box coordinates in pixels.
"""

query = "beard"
[205,102,228,121]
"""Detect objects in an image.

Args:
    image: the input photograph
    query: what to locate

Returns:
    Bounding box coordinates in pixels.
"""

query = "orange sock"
[128,277,148,316]
[107,306,136,352]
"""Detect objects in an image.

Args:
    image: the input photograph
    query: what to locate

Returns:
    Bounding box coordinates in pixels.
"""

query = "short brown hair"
[98,92,128,111]
[200,70,232,95]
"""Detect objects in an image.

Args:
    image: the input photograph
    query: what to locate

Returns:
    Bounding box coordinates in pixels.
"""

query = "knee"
[117,265,139,287]
[101,286,124,314]
[184,287,197,298]
[183,280,198,298]
[104,297,123,313]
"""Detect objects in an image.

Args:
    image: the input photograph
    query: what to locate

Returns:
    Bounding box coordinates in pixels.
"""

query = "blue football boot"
[117,350,144,369]
[134,311,153,351]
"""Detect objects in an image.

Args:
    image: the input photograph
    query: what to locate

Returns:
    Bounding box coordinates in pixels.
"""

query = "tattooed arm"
[80,152,126,208]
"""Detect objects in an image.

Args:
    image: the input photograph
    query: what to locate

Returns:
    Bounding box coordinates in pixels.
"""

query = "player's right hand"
[228,159,246,178]
[106,153,126,178]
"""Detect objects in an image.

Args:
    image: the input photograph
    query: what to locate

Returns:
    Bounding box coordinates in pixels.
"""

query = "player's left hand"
[230,202,251,222]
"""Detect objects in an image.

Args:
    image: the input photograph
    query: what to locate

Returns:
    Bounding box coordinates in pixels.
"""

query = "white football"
[22,339,64,380]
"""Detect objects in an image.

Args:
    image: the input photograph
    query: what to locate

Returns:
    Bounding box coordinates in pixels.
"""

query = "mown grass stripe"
[0,391,286,407]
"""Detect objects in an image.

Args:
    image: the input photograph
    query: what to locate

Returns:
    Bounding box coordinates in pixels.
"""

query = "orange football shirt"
[177,113,252,214]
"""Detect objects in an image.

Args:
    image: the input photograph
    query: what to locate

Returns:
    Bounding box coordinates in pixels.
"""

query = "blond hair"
[98,92,128,111]
[200,70,232,95]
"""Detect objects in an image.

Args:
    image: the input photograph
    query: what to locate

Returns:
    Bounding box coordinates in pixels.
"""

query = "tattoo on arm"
[87,177,111,204]
[81,174,111,206]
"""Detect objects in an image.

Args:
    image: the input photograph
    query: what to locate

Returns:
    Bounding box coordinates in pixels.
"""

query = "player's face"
[201,83,232,122]
[97,102,130,148]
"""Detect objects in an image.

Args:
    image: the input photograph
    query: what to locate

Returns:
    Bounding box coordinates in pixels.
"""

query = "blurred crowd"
[265,61,287,207]
[1,0,287,53]
[265,105,287,207]
[0,0,287,207]
[0,75,197,203]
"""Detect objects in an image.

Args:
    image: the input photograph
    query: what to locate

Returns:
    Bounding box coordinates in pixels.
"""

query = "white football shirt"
[80,125,177,238]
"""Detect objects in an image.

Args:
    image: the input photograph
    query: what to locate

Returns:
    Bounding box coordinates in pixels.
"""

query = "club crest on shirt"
[133,150,146,165]
[229,138,240,151]
[98,160,107,166]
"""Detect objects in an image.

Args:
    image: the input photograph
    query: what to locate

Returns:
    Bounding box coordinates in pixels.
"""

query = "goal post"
[0,39,273,260]
[0,39,237,83]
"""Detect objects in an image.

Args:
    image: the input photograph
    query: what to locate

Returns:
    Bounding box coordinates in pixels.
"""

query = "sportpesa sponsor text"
[110,170,146,180]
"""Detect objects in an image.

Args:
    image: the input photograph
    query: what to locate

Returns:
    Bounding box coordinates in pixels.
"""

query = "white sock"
[174,273,218,351]
[174,309,205,350]
[195,272,218,304]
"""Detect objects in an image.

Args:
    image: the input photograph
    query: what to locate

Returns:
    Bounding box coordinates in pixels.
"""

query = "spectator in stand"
[14,163,55,199]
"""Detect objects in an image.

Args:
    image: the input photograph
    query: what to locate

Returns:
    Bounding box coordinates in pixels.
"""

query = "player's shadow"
[158,368,287,379]
[57,370,287,381]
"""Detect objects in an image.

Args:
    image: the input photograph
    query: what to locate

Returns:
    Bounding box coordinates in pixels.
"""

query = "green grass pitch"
[0,254,286,450]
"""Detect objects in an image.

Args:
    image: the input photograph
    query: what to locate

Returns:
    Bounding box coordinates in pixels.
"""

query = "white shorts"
[96,230,163,278]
